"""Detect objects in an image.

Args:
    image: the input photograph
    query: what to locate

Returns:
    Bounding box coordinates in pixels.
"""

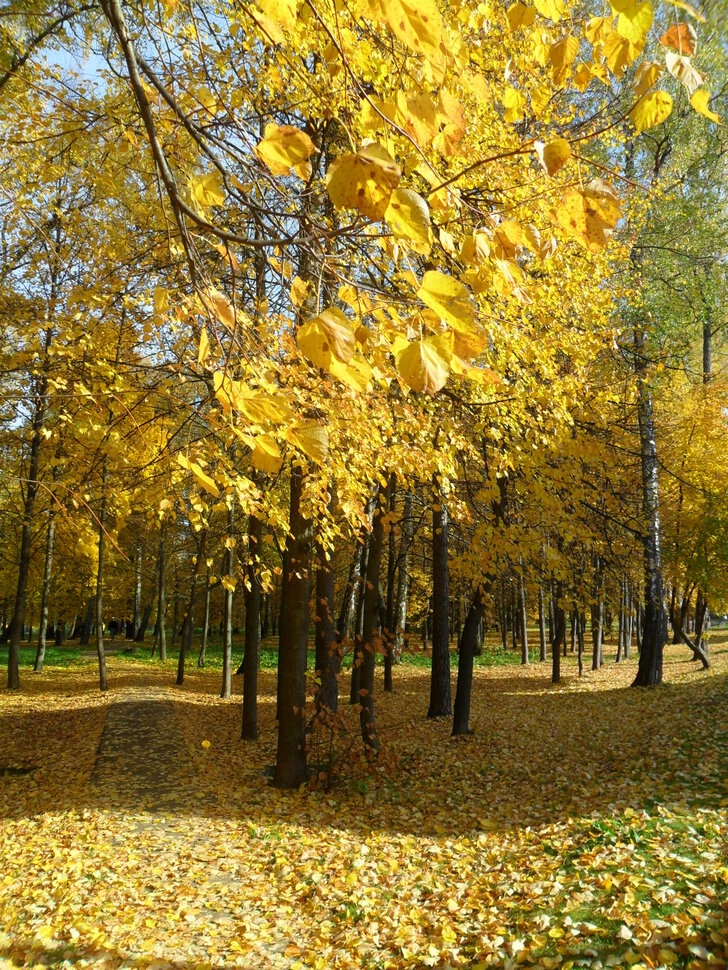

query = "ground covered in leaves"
[1,638,727,970]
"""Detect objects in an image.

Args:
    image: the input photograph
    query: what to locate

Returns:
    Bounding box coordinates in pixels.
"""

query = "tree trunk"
[155,528,167,660]
[632,328,665,688]
[135,603,152,643]
[132,541,143,639]
[428,477,451,718]
[34,512,56,673]
[538,587,547,662]
[359,485,384,753]
[694,591,708,655]
[221,499,235,699]
[95,459,109,692]
[452,590,486,736]
[383,474,397,693]
[79,597,94,646]
[314,534,338,716]
[242,511,263,739]
[551,583,565,684]
[274,464,312,789]
[392,491,412,663]
[350,496,374,705]
[197,566,211,667]
[591,600,603,671]
[519,570,529,665]
[177,534,204,686]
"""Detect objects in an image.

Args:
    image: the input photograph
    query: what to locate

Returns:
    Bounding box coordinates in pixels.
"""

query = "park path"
[91,692,216,813]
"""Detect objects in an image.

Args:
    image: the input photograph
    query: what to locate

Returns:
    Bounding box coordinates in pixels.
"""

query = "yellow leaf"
[290,276,310,308]
[385,0,444,65]
[534,138,571,176]
[329,354,373,392]
[198,328,210,366]
[177,454,220,497]
[396,337,451,394]
[533,0,566,23]
[257,0,297,31]
[286,422,328,464]
[690,88,721,123]
[633,59,663,96]
[326,144,401,220]
[384,188,432,254]
[611,0,653,43]
[203,287,237,330]
[630,90,673,131]
[237,388,294,425]
[602,29,643,75]
[191,170,224,208]
[549,35,579,83]
[256,123,317,176]
[297,308,356,371]
[555,179,621,252]
[506,3,536,30]
[251,434,284,474]
[417,271,476,331]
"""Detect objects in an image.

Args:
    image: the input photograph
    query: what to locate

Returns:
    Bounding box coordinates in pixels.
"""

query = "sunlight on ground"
[1,642,726,969]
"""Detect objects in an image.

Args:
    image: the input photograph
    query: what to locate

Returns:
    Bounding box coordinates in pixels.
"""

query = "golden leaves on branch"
[384,188,432,254]
[297,308,356,371]
[382,0,445,67]
[554,179,622,252]
[285,421,329,464]
[416,271,477,331]
[326,144,401,220]
[176,454,219,497]
[255,123,317,177]
[395,337,451,394]
[534,138,571,176]
[630,90,673,131]
[690,89,721,124]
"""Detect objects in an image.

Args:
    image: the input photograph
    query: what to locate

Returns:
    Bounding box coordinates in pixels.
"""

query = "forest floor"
[0,638,727,970]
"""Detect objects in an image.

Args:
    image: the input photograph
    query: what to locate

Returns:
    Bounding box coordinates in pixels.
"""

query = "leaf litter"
[0,641,726,970]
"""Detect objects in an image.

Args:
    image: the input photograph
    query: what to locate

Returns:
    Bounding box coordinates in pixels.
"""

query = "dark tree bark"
[632,328,666,687]
[242,511,263,739]
[518,570,529,665]
[176,533,204,686]
[273,465,312,789]
[154,528,167,660]
[538,587,547,662]
[551,583,565,684]
[221,499,235,699]
[452,590,486,736]
[314,533,338,716]
[359,485,384,753]
[95,459,109,692]
[428,477,451,718]
[350,495,374,705]
[135,603,152,643]
[392,491,412,663]
[383,474,397,693]
[79,597,94,646]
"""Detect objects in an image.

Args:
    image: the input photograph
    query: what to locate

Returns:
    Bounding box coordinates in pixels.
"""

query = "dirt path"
[91,696,216,813]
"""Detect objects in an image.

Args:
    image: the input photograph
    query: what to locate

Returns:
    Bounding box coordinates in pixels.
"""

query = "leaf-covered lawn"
[1,640,727,970]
